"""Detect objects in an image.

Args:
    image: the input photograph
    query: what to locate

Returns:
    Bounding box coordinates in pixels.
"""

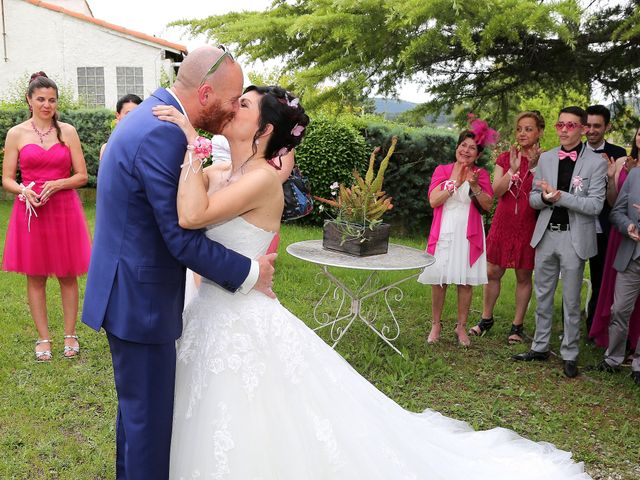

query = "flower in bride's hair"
[287,97,299,108]
[291,124,305,137]
[276,147,289,157]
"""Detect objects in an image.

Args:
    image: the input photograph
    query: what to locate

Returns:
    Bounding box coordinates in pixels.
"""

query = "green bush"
[0,108,111,188]
[295,114,370,225]
[59,109,112,186]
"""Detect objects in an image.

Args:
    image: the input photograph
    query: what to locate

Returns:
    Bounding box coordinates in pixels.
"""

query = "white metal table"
[286,240,435,356]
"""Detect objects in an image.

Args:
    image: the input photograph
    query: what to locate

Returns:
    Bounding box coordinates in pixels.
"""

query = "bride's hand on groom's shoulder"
[254,253,277,299]
[152,105,197,143]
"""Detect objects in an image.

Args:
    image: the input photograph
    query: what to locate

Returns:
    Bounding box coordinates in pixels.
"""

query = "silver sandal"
[63,334,80,358]
[35,339,52,362]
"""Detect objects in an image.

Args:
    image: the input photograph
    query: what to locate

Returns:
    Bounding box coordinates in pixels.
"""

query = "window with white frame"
[77,67,105,107]
[116,67,144,99]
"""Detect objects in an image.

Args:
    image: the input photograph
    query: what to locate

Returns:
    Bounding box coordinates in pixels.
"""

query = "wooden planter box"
[322,220,390,256]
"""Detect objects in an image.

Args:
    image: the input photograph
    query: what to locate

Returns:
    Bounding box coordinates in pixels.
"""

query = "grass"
[0,201,639,479]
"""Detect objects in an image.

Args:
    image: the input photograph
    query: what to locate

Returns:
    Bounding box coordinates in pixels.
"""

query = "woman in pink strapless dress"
[2,72,91,361]
[589,142,640,354]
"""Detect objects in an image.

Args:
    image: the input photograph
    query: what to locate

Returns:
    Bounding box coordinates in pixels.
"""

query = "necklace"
[226,158,255,183]
[31,121,54,144]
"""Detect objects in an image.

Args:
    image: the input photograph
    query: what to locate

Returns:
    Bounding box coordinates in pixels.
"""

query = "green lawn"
[0,201,638,479]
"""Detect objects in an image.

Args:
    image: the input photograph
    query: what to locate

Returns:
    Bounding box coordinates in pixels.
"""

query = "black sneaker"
[512,350,550,362]
[563,360,579,378]
[631,371,640,386]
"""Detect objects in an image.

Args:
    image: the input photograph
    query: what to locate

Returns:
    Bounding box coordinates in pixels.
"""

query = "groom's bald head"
[172,46,244,133]
[175,46,235,89]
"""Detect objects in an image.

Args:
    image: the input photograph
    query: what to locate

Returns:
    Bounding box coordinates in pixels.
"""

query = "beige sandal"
[35,339,52,362]
[63,334,80,358]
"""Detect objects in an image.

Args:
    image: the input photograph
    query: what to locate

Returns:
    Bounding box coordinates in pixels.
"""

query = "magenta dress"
[485,151,536,270]
[589,168,640,349]
[2,143,91,277]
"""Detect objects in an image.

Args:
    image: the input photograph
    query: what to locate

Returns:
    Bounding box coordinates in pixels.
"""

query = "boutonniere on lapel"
[571,175,584,193]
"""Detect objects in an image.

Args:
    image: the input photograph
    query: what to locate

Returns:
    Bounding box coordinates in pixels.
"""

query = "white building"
[0,0,187,109]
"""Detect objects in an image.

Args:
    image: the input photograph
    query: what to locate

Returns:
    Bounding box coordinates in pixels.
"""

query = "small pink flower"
[330,181,339,196]
[190,136,212,161]
[287,97,299,108]
[291,124,305,137]
[277,147,289,157]
[443,180,456,193]
[510,172,521,186]
[571,175,583,192]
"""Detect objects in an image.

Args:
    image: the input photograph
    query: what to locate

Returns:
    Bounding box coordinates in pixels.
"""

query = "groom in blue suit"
[83,46,276,479]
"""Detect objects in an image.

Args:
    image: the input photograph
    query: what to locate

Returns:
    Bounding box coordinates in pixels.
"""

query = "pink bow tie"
[558,150,577,162]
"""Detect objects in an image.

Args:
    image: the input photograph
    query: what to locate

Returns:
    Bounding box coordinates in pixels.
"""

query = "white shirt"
[165,89,259,294]
[211,135,232,164]
[587,141,606,152]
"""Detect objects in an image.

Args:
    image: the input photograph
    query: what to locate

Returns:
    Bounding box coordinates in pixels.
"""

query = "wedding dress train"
[169,217,590,480]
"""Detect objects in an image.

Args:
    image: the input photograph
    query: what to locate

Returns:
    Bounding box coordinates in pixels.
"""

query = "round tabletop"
[286,240,435,271]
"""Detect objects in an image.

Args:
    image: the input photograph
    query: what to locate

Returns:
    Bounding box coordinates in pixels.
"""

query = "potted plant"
[315,136,397,256]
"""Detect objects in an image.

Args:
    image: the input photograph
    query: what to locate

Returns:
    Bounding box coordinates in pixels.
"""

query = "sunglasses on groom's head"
[200,45,235,86]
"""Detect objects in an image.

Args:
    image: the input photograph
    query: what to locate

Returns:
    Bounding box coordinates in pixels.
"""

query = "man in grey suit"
[513,106,607,378]
[590,167,640,386]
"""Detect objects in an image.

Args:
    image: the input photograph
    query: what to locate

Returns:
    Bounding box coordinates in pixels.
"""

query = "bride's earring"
[254,139,260,146]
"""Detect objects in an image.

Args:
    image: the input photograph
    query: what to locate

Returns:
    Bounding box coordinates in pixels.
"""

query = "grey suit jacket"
[610,168,640,272]
[529,145,607,260]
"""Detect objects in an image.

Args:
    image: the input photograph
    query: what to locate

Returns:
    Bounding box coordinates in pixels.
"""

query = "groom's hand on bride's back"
[254,253,277,298]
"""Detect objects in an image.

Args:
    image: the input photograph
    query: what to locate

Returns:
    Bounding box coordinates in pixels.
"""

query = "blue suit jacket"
[82,89,251,344]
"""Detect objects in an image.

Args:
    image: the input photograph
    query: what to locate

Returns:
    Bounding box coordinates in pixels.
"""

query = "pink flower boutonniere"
[571,175,584,193]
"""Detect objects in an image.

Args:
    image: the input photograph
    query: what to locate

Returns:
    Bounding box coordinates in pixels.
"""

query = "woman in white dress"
[419,129,495,346]
[153,88,590,480]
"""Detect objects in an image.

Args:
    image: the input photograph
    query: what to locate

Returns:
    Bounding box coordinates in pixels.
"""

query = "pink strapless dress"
[2,143,91,277]
[589,168,640,350]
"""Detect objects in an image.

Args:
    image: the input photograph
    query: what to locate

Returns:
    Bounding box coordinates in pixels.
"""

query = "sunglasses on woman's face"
[554,121,582,131]
[200,45,235,86]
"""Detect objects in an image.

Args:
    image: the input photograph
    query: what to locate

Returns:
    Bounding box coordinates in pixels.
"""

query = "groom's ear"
[197,84,212,105]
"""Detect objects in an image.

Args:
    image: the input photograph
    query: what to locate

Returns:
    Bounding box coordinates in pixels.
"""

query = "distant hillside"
[373,98,418,116]
[372,97,450,125]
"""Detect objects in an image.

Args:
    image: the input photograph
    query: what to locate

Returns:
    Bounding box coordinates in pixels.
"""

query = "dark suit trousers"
[587,231,608,332]
[107,332,176,480]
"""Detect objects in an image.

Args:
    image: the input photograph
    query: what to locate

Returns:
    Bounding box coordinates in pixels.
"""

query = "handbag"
[282,165,313,221]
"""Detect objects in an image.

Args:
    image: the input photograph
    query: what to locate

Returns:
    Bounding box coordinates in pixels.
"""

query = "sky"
[88,0,427,103]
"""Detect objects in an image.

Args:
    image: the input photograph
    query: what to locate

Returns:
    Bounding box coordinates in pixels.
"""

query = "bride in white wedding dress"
[153,86,591,480]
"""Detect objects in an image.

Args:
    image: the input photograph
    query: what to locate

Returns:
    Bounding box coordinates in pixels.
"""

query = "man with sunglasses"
[513,106,607,378]
[83,45,277,480]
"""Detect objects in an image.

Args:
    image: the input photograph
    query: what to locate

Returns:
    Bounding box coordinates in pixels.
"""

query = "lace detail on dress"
[211,402,234,480]
[307,407,343,471]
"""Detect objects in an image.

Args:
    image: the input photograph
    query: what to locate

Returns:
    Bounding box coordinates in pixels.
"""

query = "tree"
[173,0,640,120]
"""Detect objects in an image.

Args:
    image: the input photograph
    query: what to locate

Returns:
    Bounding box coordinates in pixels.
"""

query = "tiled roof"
[26,0,188,53]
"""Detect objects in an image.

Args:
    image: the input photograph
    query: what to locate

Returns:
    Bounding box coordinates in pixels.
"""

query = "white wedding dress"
[169,216,591,480]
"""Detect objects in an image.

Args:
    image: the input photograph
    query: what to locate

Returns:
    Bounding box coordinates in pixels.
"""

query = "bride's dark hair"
[243,85,310,164]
